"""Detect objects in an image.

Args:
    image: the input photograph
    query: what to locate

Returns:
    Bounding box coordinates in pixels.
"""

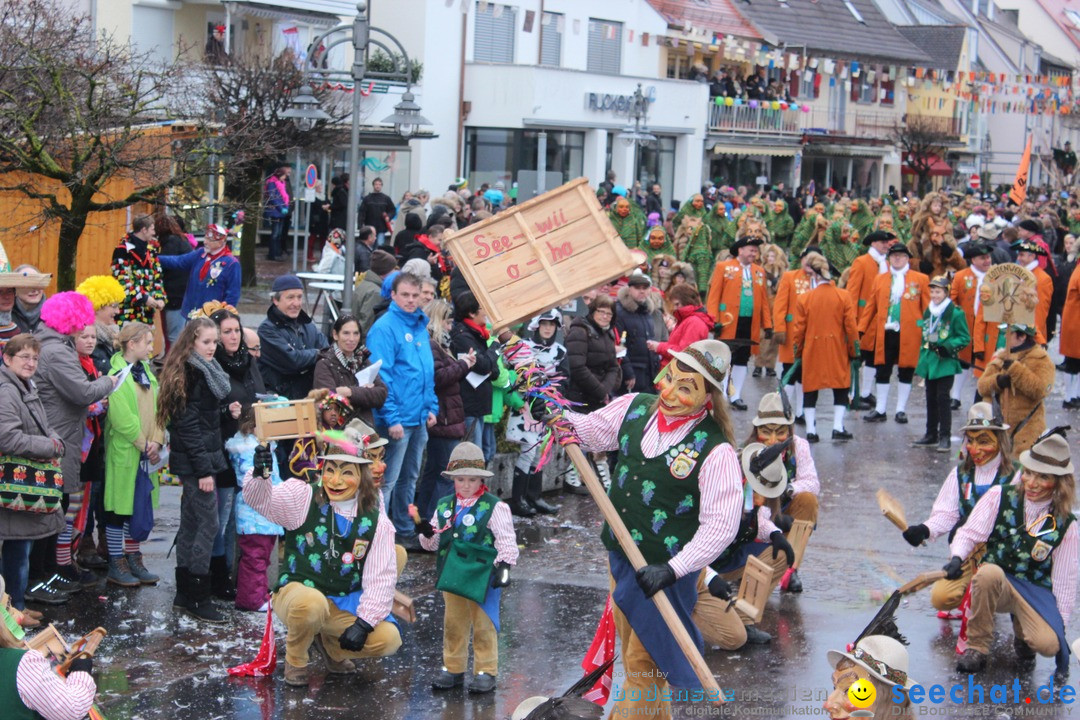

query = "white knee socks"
[833,405,846,432]
[794,382,805,416]
[804,407,817,434]
[896,382,912,413]
[861,366,876,399]
[875,383,890,414]
[730,365,748,401]
[951,368,971,402]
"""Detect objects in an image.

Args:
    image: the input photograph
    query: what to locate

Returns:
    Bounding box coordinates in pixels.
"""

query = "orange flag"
[1008,137,1032,206]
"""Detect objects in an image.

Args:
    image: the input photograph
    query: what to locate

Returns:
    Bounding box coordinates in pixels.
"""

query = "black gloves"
[919,260,935,275]
[770,531,795,568]
[772,513,794,534]
[339,617,374,652]
[69,656,93,675]
[635,563,677,598]
[902,523,930,547]
[763,328,774,340]
[707,575,733,600]
[253,444,273,479]
[996,373,1012,390]
[973,351,984,362]
[943,556,964,580]
[417,520,436,539]
[491,561,511,588]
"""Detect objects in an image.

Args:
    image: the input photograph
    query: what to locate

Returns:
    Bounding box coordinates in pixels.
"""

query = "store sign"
[585,86,657,114]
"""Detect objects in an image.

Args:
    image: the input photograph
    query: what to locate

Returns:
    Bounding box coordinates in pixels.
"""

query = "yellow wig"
[76,275,125,311]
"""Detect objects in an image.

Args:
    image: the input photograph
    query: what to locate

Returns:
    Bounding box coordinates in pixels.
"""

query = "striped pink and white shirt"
[923,455,1018,541]
[16,650,96,720]
[418,495,520,565]
[788,434,819,498]
[567,393,743,578]
[949,484,1079,624]
[242,470,396,627]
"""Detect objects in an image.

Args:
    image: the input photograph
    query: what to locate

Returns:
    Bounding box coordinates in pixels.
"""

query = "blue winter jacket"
[366,302,438,428]
[157,248,241,317]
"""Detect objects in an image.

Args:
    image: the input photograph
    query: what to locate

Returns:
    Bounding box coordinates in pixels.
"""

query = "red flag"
[581,596,616,705]
[228,605,278,676]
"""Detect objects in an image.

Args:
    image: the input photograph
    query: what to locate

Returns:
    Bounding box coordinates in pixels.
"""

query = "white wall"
[996,0,1080,67]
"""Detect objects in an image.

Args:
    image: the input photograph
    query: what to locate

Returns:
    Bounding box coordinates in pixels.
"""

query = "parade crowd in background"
[2,166,1080,719]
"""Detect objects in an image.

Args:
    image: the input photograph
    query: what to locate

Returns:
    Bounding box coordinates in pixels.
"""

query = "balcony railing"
[707,102,943,142]
[706,104,802,137]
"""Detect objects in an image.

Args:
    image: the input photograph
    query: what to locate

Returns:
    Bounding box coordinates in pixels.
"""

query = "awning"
[224,1,341,26]
[709,143,798,157]
[901,153,953,176]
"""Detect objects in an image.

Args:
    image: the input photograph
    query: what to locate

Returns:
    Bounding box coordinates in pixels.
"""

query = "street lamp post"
[286,1,430,309]
[615,84,657,189]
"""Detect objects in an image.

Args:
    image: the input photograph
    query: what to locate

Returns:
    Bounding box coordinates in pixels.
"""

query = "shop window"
[587,19,622,75]
[540,12,562,67]
[474,3,516,64]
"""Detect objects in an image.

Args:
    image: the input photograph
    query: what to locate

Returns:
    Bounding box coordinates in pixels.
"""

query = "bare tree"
[0,0,216,290]
[186,50,351,285]
[891,116,954,196]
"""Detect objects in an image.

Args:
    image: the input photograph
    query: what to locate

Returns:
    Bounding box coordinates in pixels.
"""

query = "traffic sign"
[969,173,980,189]
[305,164,318,189]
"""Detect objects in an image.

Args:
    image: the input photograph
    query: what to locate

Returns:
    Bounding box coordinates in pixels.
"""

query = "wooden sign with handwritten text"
[444,177,637,329]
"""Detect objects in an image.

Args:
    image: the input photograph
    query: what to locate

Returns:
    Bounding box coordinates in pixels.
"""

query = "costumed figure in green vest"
[564,339,744,719]
[703,201,730,256]
[893,201,913,243]
[899,402,1017,619]
[673,215,715,291]
[765,198,794,250]
[609,195,646,250]
[849,199,877,242]
[671,193,707,234]
[789,204,826,267]
[418,442,518,694]
[821,220,861,273]
[690,439,795,652]
[243,429,402,687]
[943,428,1077,682]
[0,576,98,720]
[641,225,677,266]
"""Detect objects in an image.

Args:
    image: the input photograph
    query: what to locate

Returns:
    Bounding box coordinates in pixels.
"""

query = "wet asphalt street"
[27,358,1080,720]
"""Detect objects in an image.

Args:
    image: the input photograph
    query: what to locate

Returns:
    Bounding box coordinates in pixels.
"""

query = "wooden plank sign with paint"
[980,263,1036,327]
[443,177,637,329]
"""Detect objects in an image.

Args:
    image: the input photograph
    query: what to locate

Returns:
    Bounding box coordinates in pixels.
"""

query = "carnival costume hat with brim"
[0,240,50,289]
[730,232,765,252]
[669,339,731,393]
[343,417,388,451]
[441,441,493,478]
[317,419,376,466]
[740,439,790,498]
[862,230,897,247]
[960,401,1009,432]
[1019,430,1074,476]
[887,243,912,258]
[752,392,794,427]
[827,635,916,689]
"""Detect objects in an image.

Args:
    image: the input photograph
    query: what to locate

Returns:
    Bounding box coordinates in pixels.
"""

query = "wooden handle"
[563,443,723,700]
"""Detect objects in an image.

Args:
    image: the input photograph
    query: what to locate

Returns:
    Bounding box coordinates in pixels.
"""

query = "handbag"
[435,538,498,604]
[0,455,63,513]
[128,457,155,542]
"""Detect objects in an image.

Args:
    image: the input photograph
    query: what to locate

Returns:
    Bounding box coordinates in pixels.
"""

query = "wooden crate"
[443,177,637,330]
[253,398,317,443]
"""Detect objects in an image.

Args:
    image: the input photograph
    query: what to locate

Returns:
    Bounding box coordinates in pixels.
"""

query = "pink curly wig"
[40,291,95,335]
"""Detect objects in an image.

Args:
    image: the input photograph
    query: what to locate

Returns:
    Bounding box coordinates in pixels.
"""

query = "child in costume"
[418,442,519,694]
[288,389,351,480]
[227,421,284,612]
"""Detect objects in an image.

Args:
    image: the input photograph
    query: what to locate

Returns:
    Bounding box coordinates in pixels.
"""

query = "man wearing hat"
[565,339,743,718]
[418,442,518,694]
[157,223,241,321]
[771,246,819,422]
[791,251,858,441]
[243,433,401,686]
[257,274,328,402]
[706,229,773,410]
[976,323,1054,456]
[616,272,667,395]
[0,256,51,350]
[901,402,1017,616]
[859,243,929,424]
[691,440,795,648]
[825,635,914,718]
[944,430,1077,679]
[848,230,897,410]
[949,242,993,408]
[1013,239,1054,344]
[1016,219,1052,271]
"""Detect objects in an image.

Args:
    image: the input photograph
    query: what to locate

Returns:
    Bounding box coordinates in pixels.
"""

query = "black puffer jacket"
[614,286,667,392]
[168,364,228,479]
[430,341,469,439]
[448,321,500,418]
[565,315,621,412]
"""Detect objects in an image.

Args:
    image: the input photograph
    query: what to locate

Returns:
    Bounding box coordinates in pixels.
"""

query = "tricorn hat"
[862,230,897,247]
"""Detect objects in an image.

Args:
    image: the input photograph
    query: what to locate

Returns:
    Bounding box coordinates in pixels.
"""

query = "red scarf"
[463,317,490,341]
[416,234,448,274]
[80,355,103,441]
[199,246,232,281]
[656,406,707,433]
